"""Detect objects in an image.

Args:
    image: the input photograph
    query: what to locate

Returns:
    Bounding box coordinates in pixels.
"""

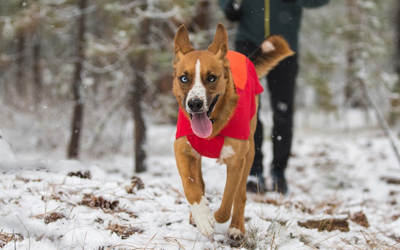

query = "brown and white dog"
[172,23,293,239]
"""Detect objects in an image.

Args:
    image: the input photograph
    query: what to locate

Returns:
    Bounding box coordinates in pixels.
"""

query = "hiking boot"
[246,175,267,194]
[271,170,288,194]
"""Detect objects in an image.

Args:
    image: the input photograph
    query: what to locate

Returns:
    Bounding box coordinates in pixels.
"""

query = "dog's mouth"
[189,95,219,138]
[188,95,219,120]
[207,95,219,119]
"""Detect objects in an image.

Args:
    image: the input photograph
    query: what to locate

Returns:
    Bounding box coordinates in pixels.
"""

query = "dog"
[172,23,294,239]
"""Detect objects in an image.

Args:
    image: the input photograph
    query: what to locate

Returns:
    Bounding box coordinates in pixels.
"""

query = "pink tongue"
[191,112,212,138]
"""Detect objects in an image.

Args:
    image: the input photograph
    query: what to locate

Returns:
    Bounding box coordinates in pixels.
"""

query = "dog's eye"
[208,75,217,82]
[179,76,189,83]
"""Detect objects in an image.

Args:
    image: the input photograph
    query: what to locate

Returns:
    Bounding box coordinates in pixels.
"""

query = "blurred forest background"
[0,0,399,172]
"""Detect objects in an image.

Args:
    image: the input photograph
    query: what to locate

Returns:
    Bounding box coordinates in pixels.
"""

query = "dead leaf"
[298,218,349,232]
[350,211,369,228]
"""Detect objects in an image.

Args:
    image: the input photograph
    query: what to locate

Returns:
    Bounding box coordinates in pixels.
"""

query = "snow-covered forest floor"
[1,111,400,250]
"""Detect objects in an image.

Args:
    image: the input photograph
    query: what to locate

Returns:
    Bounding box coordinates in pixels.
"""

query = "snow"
[0,129,14,162]
[1,117,400,249]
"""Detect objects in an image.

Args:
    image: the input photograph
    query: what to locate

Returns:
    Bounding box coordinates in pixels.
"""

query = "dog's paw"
[228,227,245,240]
[190,196,215,237]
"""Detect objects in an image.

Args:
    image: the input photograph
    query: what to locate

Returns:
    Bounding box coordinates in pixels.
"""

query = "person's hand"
[224,0,242,21]
[233,0,243,10]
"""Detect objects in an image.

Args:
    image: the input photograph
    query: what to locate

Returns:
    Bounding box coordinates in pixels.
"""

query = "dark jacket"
[219,0,330,52]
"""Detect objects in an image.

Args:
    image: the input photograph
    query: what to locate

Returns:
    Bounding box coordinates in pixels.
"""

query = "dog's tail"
[249,35,295,79]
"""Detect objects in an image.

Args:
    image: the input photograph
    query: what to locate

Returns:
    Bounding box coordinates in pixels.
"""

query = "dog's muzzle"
[187,95,219,120]
[187,95,219,138]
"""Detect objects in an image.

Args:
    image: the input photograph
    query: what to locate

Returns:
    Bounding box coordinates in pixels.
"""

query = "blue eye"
[180,76,188,83]
[208,75,217,82]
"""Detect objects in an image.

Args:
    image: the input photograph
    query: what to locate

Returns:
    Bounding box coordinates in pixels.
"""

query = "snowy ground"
[1,113,400,249]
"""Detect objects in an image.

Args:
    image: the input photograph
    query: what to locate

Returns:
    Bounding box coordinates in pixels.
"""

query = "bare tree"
[32,6,42,103]
[68,0,87,159]
[15,1,26,97]
[395,1,400,87]
[130,11,149,173]
[16,31,26,96]
[389,1,400,125]
[188,0,211,32]
[344,0,366,108]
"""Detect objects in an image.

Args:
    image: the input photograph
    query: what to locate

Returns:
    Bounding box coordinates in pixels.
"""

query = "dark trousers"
[235,41,298,177]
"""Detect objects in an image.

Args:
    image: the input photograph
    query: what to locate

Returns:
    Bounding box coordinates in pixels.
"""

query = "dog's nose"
[188,99,204,112]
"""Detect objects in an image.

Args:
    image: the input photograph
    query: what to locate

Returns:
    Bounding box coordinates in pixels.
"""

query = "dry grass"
[0,231,24,248]
[44,212,65,224]
[80,194,120,210]
[125,176,145,194]
[67,171,92,179]
[297,218,350,232]
[107,223,144,239]
[350,211,370,228]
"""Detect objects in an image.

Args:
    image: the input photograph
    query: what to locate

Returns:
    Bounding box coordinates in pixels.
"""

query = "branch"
[83,60,122,74]
[83,94,131,150]
[359,78,400,166]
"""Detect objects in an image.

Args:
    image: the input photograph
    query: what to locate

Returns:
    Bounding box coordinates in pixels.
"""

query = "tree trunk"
[345,40,356,104]
[130,11,149,173]
[15,0,27,97]
[389,1,400,125]
[33,32,42,103]
[131,57,147,173]
[345,0,356,105]
[345,0,366,108]
[395,1,400,85]
[68,0,87,159]
[16,30,26,96]
[189,0,211,31]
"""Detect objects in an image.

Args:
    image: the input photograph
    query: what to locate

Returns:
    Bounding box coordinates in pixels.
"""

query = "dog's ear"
[174,25,195,60]
[207,23,228,59]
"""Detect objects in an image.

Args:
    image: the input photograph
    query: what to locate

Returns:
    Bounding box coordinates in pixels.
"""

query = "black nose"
[188,99,204,112]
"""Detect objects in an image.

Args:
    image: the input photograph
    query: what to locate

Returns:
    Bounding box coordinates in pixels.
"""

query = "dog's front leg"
[214,138,249,227]
[174,137,215,237]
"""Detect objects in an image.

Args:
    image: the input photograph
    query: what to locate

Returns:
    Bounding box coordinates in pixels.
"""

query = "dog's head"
[172,23,232,138]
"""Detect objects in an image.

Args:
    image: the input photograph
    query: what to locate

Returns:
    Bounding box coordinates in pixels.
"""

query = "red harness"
[175,51,264,158]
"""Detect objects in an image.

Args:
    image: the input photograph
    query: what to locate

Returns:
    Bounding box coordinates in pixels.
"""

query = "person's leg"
[235,41,266,193]
[267,55,298,194]
[250,107,263,176]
